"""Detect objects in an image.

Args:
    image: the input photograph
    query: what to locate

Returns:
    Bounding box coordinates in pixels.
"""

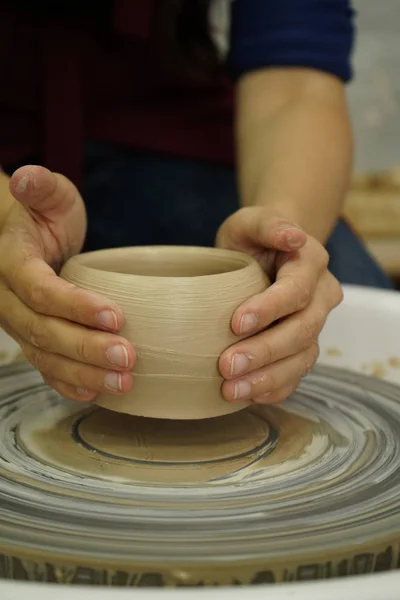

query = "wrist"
[236,71,352,245]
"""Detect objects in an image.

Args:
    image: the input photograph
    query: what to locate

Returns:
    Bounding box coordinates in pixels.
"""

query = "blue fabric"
[229,0,355,82]
[325,220,393,288]
[82,143,393,290]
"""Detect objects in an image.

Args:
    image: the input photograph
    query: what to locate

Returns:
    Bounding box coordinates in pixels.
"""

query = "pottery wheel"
[0,362,399,586]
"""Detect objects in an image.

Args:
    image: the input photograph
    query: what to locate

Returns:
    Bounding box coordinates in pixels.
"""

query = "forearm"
[0,169,14,230]
[236,68,353,243]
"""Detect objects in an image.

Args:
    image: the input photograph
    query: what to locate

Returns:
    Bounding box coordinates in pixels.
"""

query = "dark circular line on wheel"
[71,412,280,467]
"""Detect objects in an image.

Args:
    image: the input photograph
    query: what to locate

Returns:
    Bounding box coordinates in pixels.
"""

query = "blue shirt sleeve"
[228,0,356,82]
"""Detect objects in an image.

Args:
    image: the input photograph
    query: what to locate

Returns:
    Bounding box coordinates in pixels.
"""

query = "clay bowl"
[61,246,269,420]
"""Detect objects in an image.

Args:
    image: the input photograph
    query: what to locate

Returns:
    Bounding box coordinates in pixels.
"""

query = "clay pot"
[61,246,269,419]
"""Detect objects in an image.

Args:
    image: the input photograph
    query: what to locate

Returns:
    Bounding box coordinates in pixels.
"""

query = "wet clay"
[1,362,400,585]
[60,246,269,420]
[21,403,315,486]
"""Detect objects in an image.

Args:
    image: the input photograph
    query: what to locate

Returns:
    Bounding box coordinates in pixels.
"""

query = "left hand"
[216,206,343,405]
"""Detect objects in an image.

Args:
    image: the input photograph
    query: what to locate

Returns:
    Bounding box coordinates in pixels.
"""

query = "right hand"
[0,166,135,402]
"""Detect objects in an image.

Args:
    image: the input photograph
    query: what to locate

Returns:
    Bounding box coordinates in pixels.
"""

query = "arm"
[217,0,354,404]
[218,74,348,403]
[228,0,355,243]
[236,67,353,243]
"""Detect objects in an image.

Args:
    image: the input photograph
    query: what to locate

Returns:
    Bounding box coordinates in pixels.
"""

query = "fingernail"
[107,345,129,368]
[105,372,122,392]
[97,310,118,331]
[231,353,250,376]
[240,313,258,334]
[287,236,303,249]
[234,380,252,401]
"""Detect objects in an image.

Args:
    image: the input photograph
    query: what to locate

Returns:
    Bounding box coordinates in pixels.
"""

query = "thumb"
[10,165,83,220]
[9,165,87,259]
[218,207,307,253]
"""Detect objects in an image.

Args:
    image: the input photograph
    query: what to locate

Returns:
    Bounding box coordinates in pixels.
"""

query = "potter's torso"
[0,0,235,185]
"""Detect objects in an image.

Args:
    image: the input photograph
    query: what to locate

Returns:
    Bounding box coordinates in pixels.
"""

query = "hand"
[0,166,135,401]
[216,206,343,405]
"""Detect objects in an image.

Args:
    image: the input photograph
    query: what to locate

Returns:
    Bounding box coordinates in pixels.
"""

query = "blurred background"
[344,0,400,287]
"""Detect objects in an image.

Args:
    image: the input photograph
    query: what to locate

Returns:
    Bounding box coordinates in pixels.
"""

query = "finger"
[9,166,87,260]
[220,303,325,380]
[0,287,134,371]
[10,166,80,223]
[217,207,307,252]
[252,379,301,405]
[221,273,341,379]
[1,254,124,332]
[19,341,134,395]
[42,376,98,403]
[232,242,329,335]
[221,342,319,403]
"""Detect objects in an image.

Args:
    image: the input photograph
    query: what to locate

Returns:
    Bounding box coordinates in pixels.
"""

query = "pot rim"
[65,245,259,282]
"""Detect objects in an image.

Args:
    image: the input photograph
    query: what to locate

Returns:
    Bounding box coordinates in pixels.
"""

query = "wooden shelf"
[344,190,400,238]
[343,168,400,276]
[364,239,400,277]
